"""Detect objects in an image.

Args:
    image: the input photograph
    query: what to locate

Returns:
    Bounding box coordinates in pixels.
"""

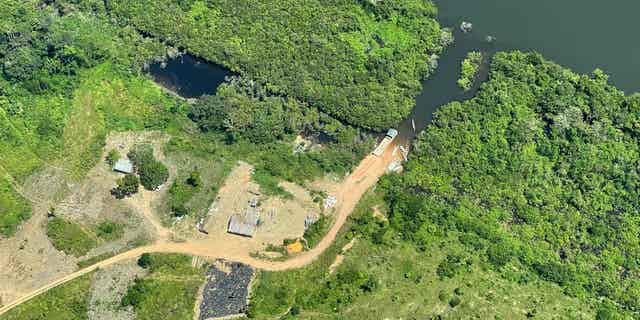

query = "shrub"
[436,254,470,279]
[449,296,461,308]
[128,144,169,190]
[139,161,169,190]
[457,51,483,91]
[186,170,201,187]
[95,221,124,241]
[46,217,97,257]
[111,173,139,199]
[303,215,330,248]
[167,177,199,217]
[106,149,120,166]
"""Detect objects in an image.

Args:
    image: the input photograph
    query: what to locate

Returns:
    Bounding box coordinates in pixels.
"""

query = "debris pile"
[324,195,337,210]
[199,261,254,320]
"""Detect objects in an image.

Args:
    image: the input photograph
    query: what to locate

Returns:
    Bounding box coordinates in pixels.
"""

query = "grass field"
[0,274,93,320]
[46,217,98,257]
[0,177,31,237]
[121,254,206,320]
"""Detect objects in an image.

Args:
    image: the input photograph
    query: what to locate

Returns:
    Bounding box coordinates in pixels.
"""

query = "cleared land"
[0,139,402,316]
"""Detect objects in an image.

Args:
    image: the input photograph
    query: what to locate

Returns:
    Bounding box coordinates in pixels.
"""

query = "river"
[149,1,640,142]
[398,0,640,141]
[436,0,640,94]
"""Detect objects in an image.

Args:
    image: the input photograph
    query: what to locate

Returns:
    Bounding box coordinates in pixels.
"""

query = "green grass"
[59,63,178,181]
[160,147,233,222]
[95,220,125,241]
[121,254,206,320]
[0,177,31,237]
[46,217,98,257]
[247,190,596,319]
[302,214,330,249]
[252,169,293,199]
[0,273,93,320]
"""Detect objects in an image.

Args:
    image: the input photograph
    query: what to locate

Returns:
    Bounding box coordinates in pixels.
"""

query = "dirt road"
[0,143,401,316]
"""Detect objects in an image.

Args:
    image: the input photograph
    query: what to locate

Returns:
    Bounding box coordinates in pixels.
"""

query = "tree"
[111,174,139,199]
[138,161,169,191]
[105,149,120,166]
[128,144,169,190]
[186,170,201,187]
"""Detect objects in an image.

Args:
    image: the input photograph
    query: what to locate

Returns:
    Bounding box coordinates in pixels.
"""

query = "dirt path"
[0,143,400,315]
[124,189,171,240]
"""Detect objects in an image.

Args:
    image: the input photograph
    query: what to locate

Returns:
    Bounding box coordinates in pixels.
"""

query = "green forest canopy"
[108,0,447,129]
[381,51,640,313]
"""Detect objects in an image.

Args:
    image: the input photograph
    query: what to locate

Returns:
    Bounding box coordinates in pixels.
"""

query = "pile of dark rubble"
[199,261,254,320]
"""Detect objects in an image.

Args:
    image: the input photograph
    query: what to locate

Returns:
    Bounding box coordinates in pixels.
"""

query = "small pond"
[148,54,232,98]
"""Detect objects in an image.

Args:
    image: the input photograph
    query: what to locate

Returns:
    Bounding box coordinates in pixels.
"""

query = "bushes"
[436,254,471,279]
[46,217,97,257]
[457,51,483,90]
[105,149,120,166]
[123,254,206,320]
[128,144,168,190]
[95,220,124,241]
[303,215,330,249]
[167,173,200,217]
[111,173,139,199]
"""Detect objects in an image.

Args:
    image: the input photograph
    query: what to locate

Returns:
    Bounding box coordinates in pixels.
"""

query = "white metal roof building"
[227,208,260,237]
[113,159,134,174]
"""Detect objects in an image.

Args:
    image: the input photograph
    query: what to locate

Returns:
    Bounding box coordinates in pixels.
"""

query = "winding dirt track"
[0,145,400,316]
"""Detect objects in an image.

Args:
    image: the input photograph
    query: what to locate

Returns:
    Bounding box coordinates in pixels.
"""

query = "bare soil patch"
[202,162,332,255]
[88,258,146,320]
[0,131,167,306]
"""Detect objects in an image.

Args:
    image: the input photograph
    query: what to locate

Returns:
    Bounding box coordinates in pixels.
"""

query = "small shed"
[227,208,260,237]
[113,159,134,174]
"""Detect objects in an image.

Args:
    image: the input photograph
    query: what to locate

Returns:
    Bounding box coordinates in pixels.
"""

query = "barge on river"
[372,129,398,156]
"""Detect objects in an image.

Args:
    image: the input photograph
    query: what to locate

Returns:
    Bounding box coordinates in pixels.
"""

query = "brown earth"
[0,132,166,306]
[0,139,401,315]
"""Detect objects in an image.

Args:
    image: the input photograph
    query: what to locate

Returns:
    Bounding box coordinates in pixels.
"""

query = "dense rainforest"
[107,0,449,129]
[380,51,640,314]
[248,52,640,319]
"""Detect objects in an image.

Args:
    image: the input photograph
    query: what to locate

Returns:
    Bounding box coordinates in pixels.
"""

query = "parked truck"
[372,129,398,156]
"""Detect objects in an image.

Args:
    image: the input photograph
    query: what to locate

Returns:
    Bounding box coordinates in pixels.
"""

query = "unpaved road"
[0,144,400,316]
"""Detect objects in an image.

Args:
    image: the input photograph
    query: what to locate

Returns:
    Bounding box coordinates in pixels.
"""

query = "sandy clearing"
[0,141,401,315]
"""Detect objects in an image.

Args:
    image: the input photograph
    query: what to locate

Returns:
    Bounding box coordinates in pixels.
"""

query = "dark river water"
[149,0,640,141]
[398,0,640,141]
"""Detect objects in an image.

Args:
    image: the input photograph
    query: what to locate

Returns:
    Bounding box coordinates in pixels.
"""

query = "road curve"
[0,145,400,316]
